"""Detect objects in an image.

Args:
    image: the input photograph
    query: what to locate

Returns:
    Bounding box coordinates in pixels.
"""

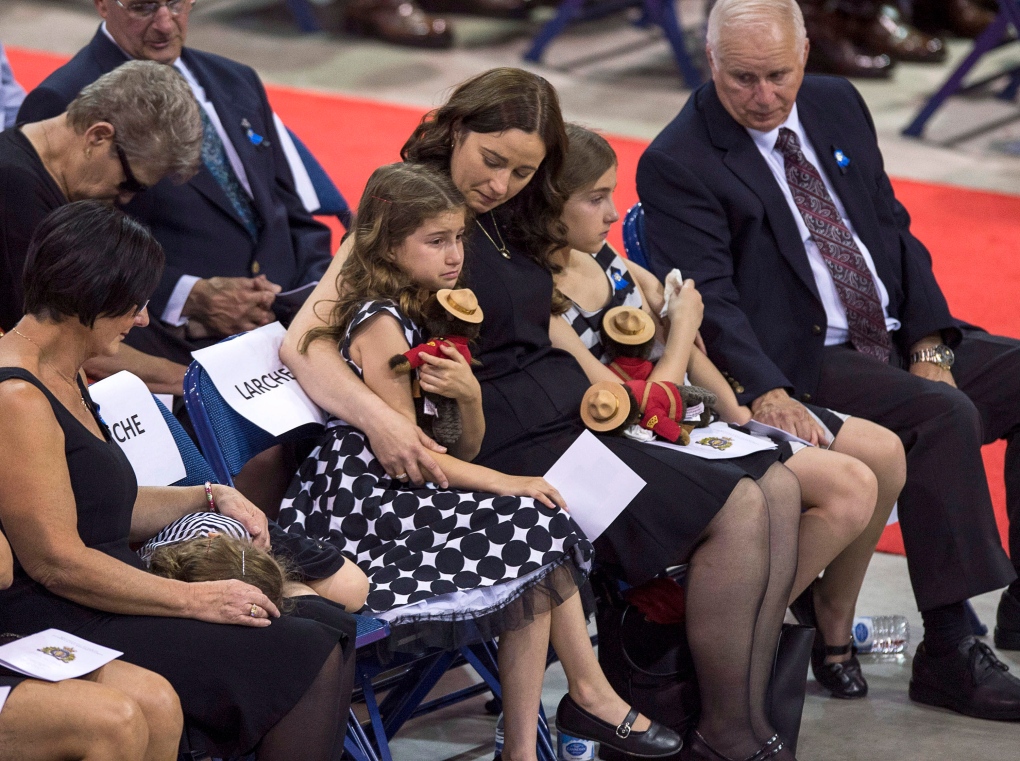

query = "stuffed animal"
[581,379,697,445]
[389,288,484,448]
[600,306,717,427]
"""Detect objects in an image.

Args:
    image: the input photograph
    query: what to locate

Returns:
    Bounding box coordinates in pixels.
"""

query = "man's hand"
[363,404,450,488]
[909,362,956,387]
[750,388,830,446]
[908,332,956,387]
[183,275,281,337]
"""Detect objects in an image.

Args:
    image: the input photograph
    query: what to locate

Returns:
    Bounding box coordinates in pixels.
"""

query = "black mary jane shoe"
[683,730,793,761]
[789,583,868,700]
[556,694,682,758]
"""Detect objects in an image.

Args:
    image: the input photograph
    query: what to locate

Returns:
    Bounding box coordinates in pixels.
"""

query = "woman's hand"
[417,345,482,404]
[496,475,567,511]
[665,279,703,333]
[210,486,270,550]
[185,579,280,627]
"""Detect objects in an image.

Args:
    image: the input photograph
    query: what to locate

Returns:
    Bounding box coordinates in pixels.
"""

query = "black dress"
[279,301,593,653]
[0,368,345,757]
[466,218,783,586]
[0,128,65,332]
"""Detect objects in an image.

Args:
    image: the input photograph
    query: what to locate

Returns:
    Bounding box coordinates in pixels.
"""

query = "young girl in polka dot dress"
[279,162,680,757]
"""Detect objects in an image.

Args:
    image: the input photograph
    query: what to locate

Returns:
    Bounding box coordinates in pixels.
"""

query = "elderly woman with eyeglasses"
[0,59,201,396]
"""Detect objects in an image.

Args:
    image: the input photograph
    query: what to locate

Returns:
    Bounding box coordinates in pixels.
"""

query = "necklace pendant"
[499,247,510,260]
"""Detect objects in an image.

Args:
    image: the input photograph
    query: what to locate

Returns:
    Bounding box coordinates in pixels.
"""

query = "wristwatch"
[909,344,955,370]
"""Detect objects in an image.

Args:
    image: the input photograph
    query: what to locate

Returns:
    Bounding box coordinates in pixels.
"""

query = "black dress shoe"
[851,5,947,63]
[803,6,895,78]
[910,636,1020,720]
[556,694,682,758]
[789,583,868,699]
[995,588,1020,650]
[344,0,454,48]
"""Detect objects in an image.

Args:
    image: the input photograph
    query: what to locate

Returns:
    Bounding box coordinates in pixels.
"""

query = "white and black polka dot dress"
[278,301,593,653]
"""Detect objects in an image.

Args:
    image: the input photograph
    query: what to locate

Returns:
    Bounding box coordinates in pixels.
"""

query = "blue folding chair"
[622,202,649,268]
[286,127,353,229]
[151,396,391,761]
[184,354,556,761]
[903,0,1020,137]
[524,0,702,89]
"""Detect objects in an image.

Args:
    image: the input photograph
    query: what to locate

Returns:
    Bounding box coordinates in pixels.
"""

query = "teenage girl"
[278,161,681,760]
[549,123,907,700]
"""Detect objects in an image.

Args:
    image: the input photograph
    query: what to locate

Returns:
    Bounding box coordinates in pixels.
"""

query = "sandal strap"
[819,638,854,657]
[616,707,639,738]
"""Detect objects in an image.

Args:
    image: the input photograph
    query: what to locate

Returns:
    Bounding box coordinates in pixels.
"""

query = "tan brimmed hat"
[437,288,484,324]
[580,381,632,432]
[602,306,654,345]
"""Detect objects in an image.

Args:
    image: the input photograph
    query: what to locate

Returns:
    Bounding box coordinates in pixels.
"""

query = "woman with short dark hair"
[0,201,355,761]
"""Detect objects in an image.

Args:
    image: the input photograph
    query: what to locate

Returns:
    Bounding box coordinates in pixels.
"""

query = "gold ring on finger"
[250,604,259,617]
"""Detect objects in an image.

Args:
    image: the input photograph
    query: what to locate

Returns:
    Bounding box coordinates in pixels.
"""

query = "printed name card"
[88,372,187,486]
[543,430,646,541]
[0,629,122,682]
[191,322,326,437]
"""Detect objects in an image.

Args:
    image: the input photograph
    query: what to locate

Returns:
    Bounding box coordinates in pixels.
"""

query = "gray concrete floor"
[5,1,1020,757]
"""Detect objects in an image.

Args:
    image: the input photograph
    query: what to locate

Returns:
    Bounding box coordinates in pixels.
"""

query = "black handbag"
[594,572,813,760]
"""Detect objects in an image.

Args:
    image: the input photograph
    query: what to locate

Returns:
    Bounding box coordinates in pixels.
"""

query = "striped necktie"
[199,107,260,241]
[775,127,891,362]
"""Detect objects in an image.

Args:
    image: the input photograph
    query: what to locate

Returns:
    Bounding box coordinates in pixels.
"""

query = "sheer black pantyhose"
[748,463,801,743]
[257,643,353,761]
[684,477,772,760]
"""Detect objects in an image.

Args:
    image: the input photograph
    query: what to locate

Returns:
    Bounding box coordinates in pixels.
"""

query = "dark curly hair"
[401,68,568,269]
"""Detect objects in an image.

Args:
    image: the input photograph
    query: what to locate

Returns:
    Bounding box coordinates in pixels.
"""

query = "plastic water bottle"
[494,713,504,758]
[853,615,909,654]
[557,732,595,761]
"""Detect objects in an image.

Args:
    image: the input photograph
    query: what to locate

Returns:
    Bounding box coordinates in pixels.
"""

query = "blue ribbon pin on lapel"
[833,148,850,173]
[241,118,266,147]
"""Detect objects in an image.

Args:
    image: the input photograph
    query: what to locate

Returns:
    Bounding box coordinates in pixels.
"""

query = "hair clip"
[371,195,392,204]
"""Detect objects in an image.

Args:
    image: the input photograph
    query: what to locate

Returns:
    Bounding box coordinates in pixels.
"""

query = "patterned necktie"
[198,107,260,241]
[775,127,891,362]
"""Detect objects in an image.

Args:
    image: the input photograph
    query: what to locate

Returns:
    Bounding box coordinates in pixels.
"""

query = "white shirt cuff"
[162,275,201,327]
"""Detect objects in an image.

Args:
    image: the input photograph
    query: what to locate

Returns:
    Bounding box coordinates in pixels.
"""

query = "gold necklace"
[477,212,510,259]
[10,327,90,412]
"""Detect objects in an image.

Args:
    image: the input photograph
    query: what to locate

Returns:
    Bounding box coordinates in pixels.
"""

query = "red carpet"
[8,46,1017,556]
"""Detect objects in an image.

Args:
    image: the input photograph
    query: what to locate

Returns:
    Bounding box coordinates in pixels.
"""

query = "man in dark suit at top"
[18,0,332,365]
[638,0,1020,720]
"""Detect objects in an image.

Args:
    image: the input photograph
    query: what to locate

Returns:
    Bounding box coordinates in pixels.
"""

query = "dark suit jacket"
[18,29,331,360]
[636,75,959,404]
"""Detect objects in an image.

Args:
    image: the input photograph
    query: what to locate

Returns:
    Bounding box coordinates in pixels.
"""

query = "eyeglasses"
[114,0,193,20]
[115,144,149,195]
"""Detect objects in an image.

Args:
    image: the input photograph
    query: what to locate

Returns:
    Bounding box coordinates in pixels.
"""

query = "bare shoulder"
[0,378,62,438]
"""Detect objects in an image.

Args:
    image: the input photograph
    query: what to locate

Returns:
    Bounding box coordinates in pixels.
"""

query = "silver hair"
[66,60,202,183]
[706,0,807,60]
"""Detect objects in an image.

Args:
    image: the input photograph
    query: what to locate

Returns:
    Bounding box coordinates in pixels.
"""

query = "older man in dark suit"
[18,0,332,365]
[638,0,1020,721]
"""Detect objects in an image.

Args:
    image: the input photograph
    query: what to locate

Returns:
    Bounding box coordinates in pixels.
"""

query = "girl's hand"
[496,476,567,511]
[666,279,703,332]
[210,486,270,550]
[418,345,482,404]
[185,579,280,627]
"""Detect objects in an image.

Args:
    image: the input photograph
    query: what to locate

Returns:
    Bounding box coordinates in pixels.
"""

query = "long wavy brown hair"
[400,67,568,269]
[300,163,470,353]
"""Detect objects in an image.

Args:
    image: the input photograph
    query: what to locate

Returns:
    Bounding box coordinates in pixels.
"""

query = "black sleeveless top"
[0,368,140,584]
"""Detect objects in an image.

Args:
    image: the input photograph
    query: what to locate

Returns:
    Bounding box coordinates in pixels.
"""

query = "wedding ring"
[250,604,259,617]
[394,473,408,481]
